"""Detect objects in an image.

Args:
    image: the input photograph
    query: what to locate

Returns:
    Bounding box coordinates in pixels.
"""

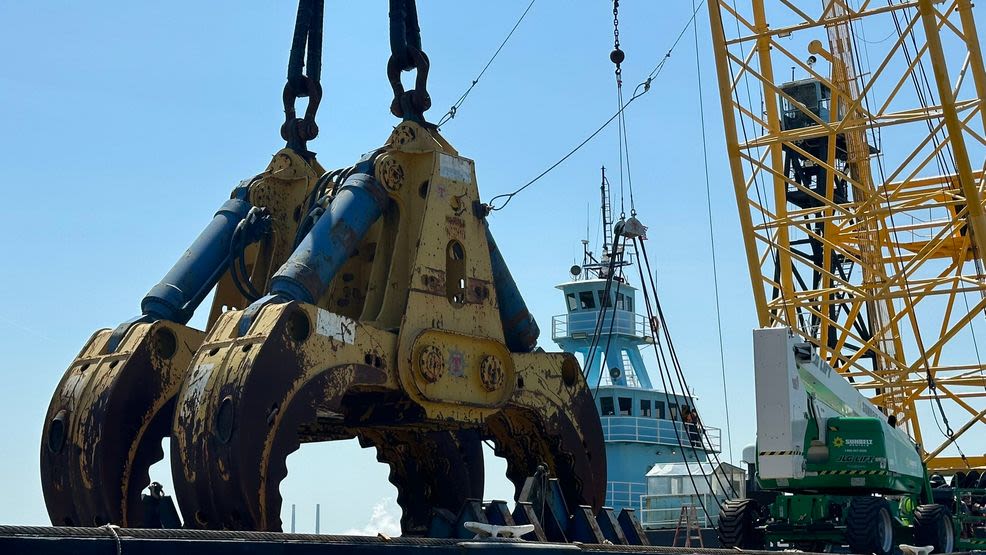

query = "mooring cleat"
[464,521,536,539]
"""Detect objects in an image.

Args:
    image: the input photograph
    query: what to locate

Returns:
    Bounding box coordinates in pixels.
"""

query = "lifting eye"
[446,240,466,305]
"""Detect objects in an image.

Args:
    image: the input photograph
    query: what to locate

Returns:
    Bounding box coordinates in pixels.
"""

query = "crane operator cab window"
[780,79,831,131]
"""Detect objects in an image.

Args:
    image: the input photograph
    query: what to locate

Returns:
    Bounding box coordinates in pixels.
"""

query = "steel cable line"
[720,0,793,330]
[692,0,734,465]
[590,259,628,399]
[436,0,536,128]
[856,4,969,462]
[598,0,737,510]
[585,1,636,397]
[487,82,651,212]
[580,233,629,394]
[888,1,985,396]
[630,238,724,521]
[487,0,707,212]
[635,236,740,500]
[886,4,965,446]
[610,0,636,218]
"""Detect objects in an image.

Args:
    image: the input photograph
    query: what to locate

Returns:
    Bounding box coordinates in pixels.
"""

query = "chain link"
[610,0,624,80]
[613,1,620,50]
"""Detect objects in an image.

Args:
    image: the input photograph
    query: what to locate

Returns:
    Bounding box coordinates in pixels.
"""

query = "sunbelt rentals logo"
[832,437,873,449]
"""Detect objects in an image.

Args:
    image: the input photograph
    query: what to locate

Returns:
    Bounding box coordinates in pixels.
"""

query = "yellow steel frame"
[709,0,986,471]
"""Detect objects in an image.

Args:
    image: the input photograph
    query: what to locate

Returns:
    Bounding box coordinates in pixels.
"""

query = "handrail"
[605,481,648,512]
[638,493,723,529]
[551,310,650,340]
[600,416,722,453]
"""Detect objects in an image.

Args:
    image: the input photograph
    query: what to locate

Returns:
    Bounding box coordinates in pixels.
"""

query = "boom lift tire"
[717,498,765,550]
[913,504,955,554]
[846,496,894,555]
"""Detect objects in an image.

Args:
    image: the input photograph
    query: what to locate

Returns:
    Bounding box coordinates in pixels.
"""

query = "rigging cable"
[692,0,734,465]
[590,265,627,398]
[591,257,629,397]
[888,2,985,395]
[611,1,737,506]
[870,6,953,442]
[613,0,626,217]
[581,232,628,392]
[587,3,641,394]
[437,0,536,128]
[630,237,728,520]
[610,1,636,217]
[720,0,793,329]
[851,4,968,463]
[636,295,718,519]
[635,235,740,500]
[487,0,707,212]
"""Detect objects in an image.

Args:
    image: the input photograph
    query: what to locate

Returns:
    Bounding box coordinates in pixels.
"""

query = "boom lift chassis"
[719,329,986,554]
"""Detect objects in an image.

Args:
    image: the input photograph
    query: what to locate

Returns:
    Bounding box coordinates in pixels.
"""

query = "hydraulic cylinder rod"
[485,224,540,352]
[141,197,253,323]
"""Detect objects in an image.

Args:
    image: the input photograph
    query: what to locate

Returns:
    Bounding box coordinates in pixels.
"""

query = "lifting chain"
[281,0,324,155]
[388,0,432,123]
[610,0,624,82]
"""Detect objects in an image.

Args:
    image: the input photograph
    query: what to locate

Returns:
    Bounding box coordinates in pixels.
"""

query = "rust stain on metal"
[445,215,465,239]
[418,268,446,296]
[479,355,504,391]
[418,344,445,382]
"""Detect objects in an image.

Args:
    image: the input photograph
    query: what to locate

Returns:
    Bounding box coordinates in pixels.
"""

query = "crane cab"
[778,78,850,211]
[780,78,832,132]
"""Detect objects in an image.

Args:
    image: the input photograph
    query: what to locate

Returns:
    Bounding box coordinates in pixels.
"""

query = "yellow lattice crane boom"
[708,0,986,471]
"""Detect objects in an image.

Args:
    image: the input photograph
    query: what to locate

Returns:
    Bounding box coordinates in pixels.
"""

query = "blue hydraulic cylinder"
[485,225,540,353]
[269,167,389,304]
[141,197,253,324]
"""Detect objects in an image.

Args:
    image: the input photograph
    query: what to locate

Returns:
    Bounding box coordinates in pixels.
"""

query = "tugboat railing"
[638,493,724,529]
[600,416,721,453]
[605,481,648,514]
[551,311,651,340]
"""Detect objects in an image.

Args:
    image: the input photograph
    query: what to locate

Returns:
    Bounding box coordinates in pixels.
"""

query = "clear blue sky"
[0,1,760,533]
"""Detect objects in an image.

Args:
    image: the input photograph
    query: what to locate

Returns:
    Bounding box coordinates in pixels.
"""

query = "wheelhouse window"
[640,399,651,417]
[598,290,612,308]
[618,397,632,416]
[600,397,615,416]
[566,293,578,312]
[579,291,596,310]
